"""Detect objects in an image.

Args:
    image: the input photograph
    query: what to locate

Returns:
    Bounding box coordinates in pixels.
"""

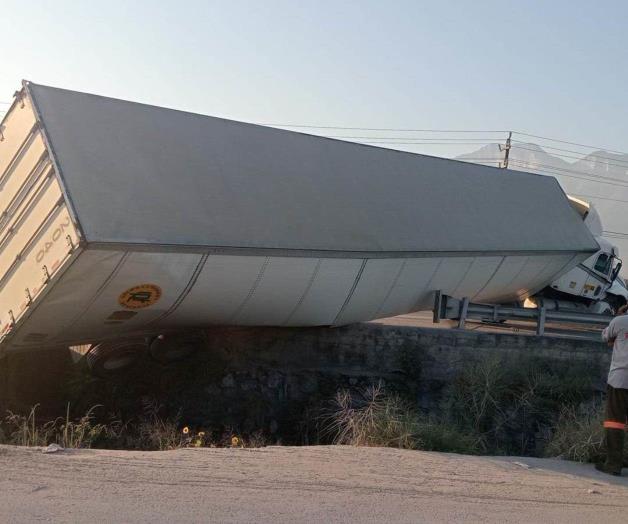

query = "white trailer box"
[0,81,598,354]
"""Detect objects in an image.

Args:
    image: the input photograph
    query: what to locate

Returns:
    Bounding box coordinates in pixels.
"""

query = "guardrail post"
[458,297,470,329]
[537,305,546,336]
[432,290,443,323]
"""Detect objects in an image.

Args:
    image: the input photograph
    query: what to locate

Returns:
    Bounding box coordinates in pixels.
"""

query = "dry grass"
[442,357,594,455]
[327,383,418,448]
[58,405,108,448]
[544,401,607,463]
[3,405,49,447]
[324,382,479,453]
[0,399,268,451]
[135,399,185,451]
[324,357,597,458]
[2,404,106,448]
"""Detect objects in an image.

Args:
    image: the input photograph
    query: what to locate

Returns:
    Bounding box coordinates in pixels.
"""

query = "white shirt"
[602,314,628,389]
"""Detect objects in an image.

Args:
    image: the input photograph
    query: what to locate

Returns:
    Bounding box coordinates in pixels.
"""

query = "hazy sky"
[1,0,627,157]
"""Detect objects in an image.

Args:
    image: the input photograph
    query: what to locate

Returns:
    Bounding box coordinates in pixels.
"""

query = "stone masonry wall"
[0,324,610,442]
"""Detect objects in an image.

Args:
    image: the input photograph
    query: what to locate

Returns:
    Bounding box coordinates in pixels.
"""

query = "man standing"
[598,305,628,476]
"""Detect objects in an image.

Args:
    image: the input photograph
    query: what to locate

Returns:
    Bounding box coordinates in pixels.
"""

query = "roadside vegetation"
[324,383,479,453]
[0,355,617,462]
[1,405,106,448]
[0,399,267,451]
[544,402,609,463]
[323,358,617,462]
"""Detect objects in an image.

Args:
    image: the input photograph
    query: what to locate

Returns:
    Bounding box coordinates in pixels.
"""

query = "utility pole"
[499,131,512,168]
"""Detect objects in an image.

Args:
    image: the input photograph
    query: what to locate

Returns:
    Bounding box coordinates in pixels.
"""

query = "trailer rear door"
[0,94,80,343]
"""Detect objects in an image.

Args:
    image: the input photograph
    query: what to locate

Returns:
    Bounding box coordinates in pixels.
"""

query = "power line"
[508,158,622,179]
[262,123,628,166]
[511,144,628,169]
[571,193,628,204]
[349,140,499,146]
[508,159,628,184]
[324,135,502,141]
[507,159,628,188]
[312,131,628,166]
[491,158,628,189]
[511,160,628,185]
[603,230,628,239]
[457,157,502,160]
[512,140,628,164]
[259,124,509,133]
[459,159,502,163]
[256,123,628,157]
[513,131,628,157]
[512,145,628,168]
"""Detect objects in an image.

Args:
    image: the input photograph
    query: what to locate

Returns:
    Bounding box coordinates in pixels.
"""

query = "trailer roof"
[26,82,597,255]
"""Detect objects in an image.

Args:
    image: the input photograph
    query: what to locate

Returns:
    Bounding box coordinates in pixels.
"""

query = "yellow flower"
[231,436,240,447]
[182,426,190,435]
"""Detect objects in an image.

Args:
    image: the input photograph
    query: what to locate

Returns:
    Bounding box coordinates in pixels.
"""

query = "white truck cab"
[532,197,627,313]
[549,236,622,303]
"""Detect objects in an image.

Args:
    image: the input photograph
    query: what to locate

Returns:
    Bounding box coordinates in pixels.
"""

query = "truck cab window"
[594,253,611,275]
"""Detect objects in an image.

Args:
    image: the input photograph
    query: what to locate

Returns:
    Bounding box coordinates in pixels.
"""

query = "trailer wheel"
[149,332,202,364]
[86,340,146,377]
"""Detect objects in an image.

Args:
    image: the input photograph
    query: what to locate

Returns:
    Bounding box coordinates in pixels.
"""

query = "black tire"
[149,331,203,364]
[86,340,146,378]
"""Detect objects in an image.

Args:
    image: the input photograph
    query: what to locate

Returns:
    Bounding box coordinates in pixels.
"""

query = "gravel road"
[1,445,627,523]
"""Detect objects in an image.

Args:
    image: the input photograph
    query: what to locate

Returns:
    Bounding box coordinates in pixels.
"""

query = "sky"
[1,0,627,157]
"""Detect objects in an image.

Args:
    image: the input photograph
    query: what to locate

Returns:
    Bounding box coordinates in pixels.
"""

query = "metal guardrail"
[432,291,613,338]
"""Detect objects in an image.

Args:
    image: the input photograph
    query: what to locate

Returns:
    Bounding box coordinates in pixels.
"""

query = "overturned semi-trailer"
[0,81,598,369]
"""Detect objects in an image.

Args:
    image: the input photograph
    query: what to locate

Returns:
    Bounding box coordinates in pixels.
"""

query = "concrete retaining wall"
[0,324,610,440]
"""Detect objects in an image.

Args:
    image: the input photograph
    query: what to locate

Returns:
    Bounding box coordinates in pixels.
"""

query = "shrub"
[324,382,479,454]
[441,356,595,455]
[326,383,418,448]
[544,401,607,463]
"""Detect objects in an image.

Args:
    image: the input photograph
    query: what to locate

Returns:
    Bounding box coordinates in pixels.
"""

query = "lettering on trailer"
[35,215,71,263]
[118,284,162,309]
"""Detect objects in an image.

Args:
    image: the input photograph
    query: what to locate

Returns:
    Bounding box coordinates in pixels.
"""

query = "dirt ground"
[1,445,627,523]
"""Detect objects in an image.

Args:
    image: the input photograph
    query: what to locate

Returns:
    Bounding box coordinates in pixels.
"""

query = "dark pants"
[603,384,628,472]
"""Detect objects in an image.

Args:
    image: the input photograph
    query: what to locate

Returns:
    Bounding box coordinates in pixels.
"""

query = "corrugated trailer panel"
[0,95,80,344]
[0,95,40,178]
[0,135,48,218]
[0,175,65,278]
[0,204,79,338]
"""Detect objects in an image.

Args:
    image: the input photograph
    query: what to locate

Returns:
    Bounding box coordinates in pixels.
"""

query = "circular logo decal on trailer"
[118,284,162,309]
